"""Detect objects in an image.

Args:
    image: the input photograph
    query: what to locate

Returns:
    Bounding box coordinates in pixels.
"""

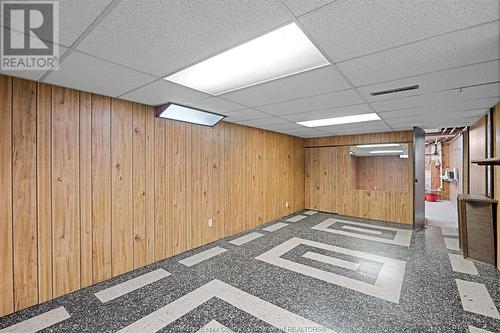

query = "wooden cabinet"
[457,194,497,265]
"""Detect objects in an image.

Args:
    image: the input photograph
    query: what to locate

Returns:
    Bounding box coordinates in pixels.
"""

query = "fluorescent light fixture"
[297,113,381,128]
[157,103,225,127]
[357,143,400,148]
[370,150,404,154]
[165,23,330,95]
[400,154,409,159]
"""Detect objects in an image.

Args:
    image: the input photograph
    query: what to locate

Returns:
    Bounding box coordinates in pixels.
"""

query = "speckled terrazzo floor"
[1,212,499,333]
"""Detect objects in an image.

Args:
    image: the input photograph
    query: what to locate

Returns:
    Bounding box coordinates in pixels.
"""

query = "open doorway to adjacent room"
[424,128,466,228]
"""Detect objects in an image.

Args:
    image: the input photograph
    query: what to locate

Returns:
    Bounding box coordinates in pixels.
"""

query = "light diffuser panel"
[157,103,225,127]
[164,23,330,95]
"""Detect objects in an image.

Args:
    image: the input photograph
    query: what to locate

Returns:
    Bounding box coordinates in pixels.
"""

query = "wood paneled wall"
[492,103,500,269]
[0,74,305,316]
[305,132,414,224]
[352,156,409,192]
[469,116,487,195]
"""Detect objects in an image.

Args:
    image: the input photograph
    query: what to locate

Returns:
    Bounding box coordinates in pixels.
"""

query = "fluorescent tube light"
[357,143,400,148]
[370,150,404,154]
[400,154,409,159]
[165,23,330,95]
[157,103,225,127]
[297,113,381,128]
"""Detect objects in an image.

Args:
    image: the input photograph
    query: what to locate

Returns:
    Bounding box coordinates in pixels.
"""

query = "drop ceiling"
[1,0,499,138]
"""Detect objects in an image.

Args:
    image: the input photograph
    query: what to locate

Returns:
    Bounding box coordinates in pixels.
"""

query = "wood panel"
[492,103,500,269]
[304,131,413,147]
[12,78,38,310]
[0,73,305,316]
[0,75,13,315]
[52,86,80,297]
[352,156,409,192]
[305,136,414,224]
[469,116,487,195]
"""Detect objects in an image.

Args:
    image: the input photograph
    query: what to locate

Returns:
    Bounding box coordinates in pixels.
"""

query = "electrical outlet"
[285,202,289,208]
[208,218,213,228]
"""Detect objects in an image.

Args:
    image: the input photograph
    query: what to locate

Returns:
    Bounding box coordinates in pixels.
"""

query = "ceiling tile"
[220,65,351,107]
[76,0,291,76]
[318,121,392,134]
[186,97,245,113]
[300,0,499,62]
[358,60,500,101]
[120,79,209,106]
[281,103,373,122]
[282,0,335,16]
[237,117,290,127]
[378,97,498,119]
[275,127,329,138]
[44,50,156,98]
[371,83,500,112]
[1,1,114,47]
[337,21,500,86]
[223,109,270,122]
[256,89,364,115]
[0,43,69,82]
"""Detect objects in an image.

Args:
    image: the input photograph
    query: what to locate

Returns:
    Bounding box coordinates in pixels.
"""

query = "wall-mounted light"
[400,154,409,159]
[357,143,400,148]
[369,150,404,154]
[156,102,225,127]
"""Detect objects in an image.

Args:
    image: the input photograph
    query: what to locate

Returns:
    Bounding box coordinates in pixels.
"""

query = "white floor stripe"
[303,251,360,271]
[444,237,460,251]
[448,254,478,276]
[262,222,288,232]
[304,211,318,215]
[179,247,227,267]
[196,320,234,333]
[342,225,382,235]
[441,227,459,236]
[95,269,171,303]
[286,215,307,222]
[0,307,70,333]
[229,232,264,245]
[456,279,500,319]
[468,325,494,333]
[257,237,406,303]
[117,279,335,333]
[312,219,412,247]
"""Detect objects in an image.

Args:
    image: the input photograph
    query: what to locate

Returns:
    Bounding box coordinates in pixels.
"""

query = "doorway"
[424,128,465,228]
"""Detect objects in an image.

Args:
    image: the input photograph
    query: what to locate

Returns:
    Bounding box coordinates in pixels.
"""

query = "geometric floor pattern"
[1,212,500,332]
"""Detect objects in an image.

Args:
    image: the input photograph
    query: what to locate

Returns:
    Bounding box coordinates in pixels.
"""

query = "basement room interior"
[0,1,499,332]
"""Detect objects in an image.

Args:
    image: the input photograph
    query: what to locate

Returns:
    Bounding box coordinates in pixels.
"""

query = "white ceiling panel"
[256,89,364,115]
[44,50,155,97]
[385,109,488,125]
[0,44,69,82]
[76,0,291,76]
[358,60,500,102]
[282,0,336,17]
[319,121,392,135]
[378,98,498,119]
[223,109,270,122]
[371,83,500,112]
[220,65,351,107]
[237,117,291,127]
[186,97,245,114]
[256,123,307,132]
[120,79,209,106]
[274,127,330,138]
[300,0,499,62]
[337,21,500,86]
[1,0,114,47]
[281,103,373,122]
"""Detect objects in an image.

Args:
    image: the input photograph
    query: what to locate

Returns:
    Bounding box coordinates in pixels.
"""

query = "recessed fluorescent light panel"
[157,103,225,127]
[357,143,400,148]
[165,23,330,95]
[297,113,381,128]
[370,150,404,154]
